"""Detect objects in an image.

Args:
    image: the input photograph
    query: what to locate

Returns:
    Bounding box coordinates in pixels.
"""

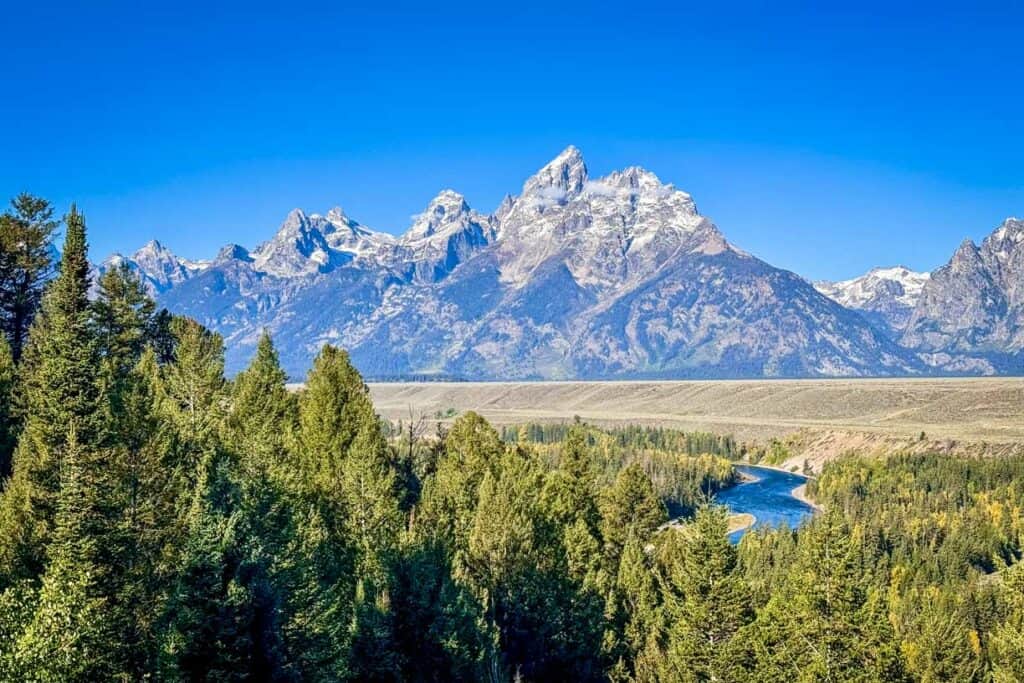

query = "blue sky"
[1,1,1021,281]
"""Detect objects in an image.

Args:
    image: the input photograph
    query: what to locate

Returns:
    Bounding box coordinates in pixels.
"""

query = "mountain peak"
[521,145,588,200]
[326,206,350,225]
[403,190,475,242]
[990,217,1024,244]
[134,239,171,259]
[216,243,253,263]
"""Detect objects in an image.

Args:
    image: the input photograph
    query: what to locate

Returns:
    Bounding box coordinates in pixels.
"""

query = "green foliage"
[0,337,17,481]
[0,193,59,361]
[657,506,753,682]
[0,206,100,586]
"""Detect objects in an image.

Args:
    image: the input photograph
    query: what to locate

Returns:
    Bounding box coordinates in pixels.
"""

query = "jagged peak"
[403,189,476,242]
[326,206,350,224]
[216,243,252,262]
[133,238,174,260]
[950,238,983,268]
[990,216,1024,243]
[521,145,588,199]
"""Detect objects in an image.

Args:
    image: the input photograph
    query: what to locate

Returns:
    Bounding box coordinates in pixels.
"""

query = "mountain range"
[100,147,1023,380]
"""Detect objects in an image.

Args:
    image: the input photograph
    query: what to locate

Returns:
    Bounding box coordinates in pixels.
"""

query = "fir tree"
[92,262,156,382]
[0,205,100,585]
[15,425,113,681]
[0,336,17,481]
[101,350,178,678]
[738,512,908,682]
[991,562,1024,683]
[0,193,59,361]
[156,316,227,486]
[600,463,667,570]
[659,505,753,682]
[160,449,287,681]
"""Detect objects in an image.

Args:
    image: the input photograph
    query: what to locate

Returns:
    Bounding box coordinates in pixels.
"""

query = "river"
[715,465,815,543]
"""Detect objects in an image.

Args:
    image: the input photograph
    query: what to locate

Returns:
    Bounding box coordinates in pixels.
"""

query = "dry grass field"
[368,378,1024,446]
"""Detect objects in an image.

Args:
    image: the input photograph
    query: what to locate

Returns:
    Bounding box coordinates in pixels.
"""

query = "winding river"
[716,465,816,543]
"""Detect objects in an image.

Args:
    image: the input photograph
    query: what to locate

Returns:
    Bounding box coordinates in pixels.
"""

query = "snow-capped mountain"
[101,239,207,294]
[815,266,930,337]
[901,218,1024,373]
[103,146,1016,380]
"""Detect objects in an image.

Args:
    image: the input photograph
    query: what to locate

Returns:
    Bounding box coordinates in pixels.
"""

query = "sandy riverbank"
[791,483,823,512]
[727,512,756,534]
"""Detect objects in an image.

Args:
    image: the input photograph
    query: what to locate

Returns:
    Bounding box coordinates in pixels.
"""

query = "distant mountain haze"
[99,148,1023,379]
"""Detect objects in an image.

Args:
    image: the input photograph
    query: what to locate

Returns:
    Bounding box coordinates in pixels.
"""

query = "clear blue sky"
[2,1,1021,281]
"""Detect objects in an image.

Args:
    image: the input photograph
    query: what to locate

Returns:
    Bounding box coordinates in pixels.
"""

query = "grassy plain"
[369,377,1024,446]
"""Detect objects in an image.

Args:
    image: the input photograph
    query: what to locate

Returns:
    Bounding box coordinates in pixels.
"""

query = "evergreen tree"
[0,336,17,481]
[92,262,156,383]
[280,344,404,680]
[156,316,227,486]
[101,350,179,678]
[606,535,662,681]
[542,422,600,533]
[659,505,753,682]
[160,449,287,681]
[600,463,667,570]
[15,426,114,681]
[0,205,100,585]
[991,562,1024,683]
[223,331,292,481]
[0,193,59,361]
[418,411,504,556]
[222,331,295,556]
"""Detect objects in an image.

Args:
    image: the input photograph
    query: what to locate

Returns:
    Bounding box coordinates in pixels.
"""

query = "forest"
[0,195,1022,681]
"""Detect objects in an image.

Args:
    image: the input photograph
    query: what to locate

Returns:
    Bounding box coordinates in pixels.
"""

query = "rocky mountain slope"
[100,147,1017,380]
[901,218,1024,373]
[815,266,929,337]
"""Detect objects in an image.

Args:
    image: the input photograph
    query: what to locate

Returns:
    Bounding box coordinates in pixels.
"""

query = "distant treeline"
[364,373,469,383]
[503,422,739,459]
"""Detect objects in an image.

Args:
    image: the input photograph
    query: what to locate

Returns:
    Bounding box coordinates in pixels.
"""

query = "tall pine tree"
[0,193,59,361]
[0,205,100,585]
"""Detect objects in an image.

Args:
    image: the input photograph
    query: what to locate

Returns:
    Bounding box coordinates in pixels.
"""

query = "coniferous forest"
[0,196,1023,682]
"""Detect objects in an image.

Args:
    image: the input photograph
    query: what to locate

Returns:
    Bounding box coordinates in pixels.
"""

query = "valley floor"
[369,377,1024,462]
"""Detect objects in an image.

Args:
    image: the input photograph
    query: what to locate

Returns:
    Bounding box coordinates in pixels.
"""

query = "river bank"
[727,512,756,534]
[790,482,822,512]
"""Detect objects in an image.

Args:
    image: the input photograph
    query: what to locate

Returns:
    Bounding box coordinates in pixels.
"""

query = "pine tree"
[280,344,405,680]
[92,262,156,383]
[0,336,17,481]
[0,193,59,361]
[223,331,292,482]
[155,316,227,488]
[0,205,100,585]
[606,535,662,681]
[101,350,179,678]
[600,463,667,570]
[15,425,114,681]
[160,449,287,681]
[659,505,753,682]
[991,562,1024,683]
[418,411,504,555]
[222,332,295,556]
[542,423,599,532]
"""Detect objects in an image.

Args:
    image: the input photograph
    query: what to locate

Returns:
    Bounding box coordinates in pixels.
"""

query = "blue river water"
[715,465,816,543]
